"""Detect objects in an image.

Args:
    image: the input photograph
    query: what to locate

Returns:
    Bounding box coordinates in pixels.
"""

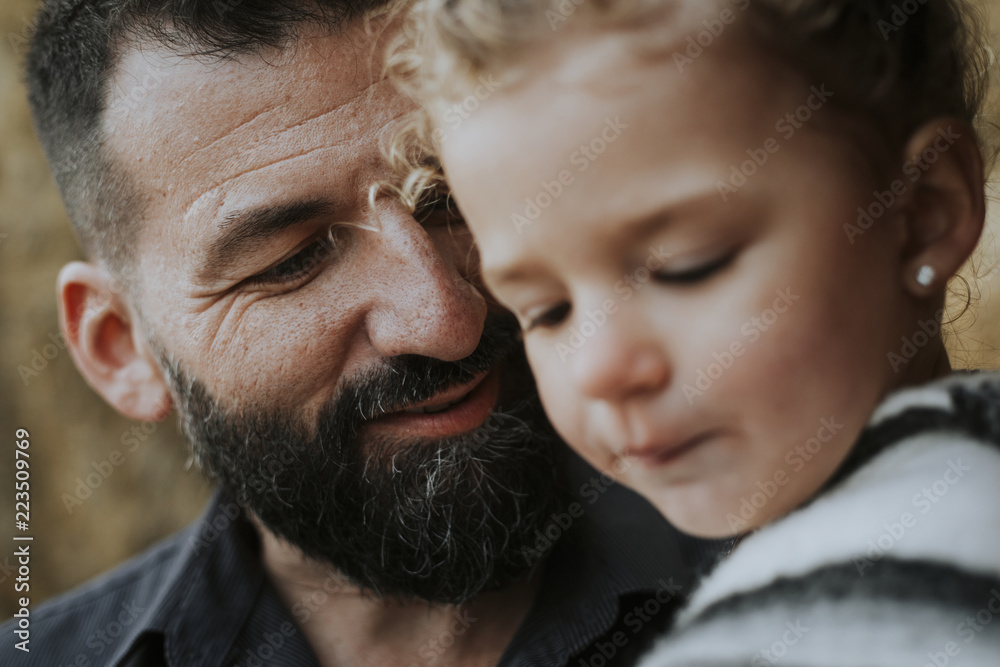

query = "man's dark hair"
[25,0,392,277]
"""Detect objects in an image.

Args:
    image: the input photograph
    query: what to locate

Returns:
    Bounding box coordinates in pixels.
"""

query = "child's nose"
[570,320,671,403]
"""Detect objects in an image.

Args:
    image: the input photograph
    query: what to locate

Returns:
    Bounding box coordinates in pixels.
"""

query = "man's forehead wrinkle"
[284,79,383,132]
[176,75,385,175]
[181,139,355,231]
[175,100,341,176]
[179,84,408,234]
[111,34,416,287]
[173,105,287,174]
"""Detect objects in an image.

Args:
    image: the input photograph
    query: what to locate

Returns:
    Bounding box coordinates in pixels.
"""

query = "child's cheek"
[526,339,588,450]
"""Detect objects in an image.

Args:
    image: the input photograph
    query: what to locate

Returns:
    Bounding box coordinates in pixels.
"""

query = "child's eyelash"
[654,253,735,284]
[522,253,735,332]
[526,302,571,331]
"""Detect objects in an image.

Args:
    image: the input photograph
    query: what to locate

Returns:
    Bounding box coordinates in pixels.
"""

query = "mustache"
[155,306,563,603]
[339,310,522,424]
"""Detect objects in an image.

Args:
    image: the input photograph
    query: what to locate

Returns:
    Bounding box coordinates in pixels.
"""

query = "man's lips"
[364,370,500,439]
[621,430,718,469]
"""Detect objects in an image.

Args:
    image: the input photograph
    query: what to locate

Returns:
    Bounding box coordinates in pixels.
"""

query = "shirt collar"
[108,491,267,667]
[108,456,725,667]
[496,452,726,666]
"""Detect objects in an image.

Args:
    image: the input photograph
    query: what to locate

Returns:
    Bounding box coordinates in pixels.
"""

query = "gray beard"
[153,312,566,604]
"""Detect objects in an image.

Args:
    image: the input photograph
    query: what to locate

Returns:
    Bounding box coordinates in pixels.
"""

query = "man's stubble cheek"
[161,297,365,414]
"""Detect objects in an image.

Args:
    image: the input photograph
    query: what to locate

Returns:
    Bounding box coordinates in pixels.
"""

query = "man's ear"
[58,261,173,422]
[896,119,985,296]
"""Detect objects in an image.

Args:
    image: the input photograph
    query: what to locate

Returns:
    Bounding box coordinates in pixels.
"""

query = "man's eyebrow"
[197,199,336,281]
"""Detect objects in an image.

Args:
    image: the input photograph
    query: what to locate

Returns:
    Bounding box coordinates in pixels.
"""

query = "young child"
[391,0,1000,663]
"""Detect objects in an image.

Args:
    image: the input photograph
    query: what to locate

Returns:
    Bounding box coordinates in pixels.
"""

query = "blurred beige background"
[0,1,213,620]
[3,0,1000,621]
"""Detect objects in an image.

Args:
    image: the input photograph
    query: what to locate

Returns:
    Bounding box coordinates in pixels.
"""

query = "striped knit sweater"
[639,372,1000,666]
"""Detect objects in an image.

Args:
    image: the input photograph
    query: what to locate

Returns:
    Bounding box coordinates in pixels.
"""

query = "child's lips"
[621,430,718,468]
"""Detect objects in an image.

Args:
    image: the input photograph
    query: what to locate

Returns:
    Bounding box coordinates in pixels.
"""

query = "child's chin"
[669,514,744,540]
[651,491,758,539]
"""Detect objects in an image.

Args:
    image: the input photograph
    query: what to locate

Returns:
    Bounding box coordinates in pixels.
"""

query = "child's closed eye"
[653,252,735,285]
[518,252,735,333]
[524,302,571,332]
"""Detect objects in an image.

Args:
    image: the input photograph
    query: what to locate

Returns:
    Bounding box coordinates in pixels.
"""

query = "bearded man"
[0,1,724,665]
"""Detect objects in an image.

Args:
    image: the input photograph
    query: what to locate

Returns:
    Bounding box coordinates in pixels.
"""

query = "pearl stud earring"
[916,265,936,287]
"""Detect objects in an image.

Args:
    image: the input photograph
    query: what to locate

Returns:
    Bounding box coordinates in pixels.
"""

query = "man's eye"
[525,302,571,332]
[247,230,346,287]
[653,253,734,285]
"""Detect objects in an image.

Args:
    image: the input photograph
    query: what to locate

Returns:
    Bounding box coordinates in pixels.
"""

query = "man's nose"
[364,213,487,362]
[569,306,670,403]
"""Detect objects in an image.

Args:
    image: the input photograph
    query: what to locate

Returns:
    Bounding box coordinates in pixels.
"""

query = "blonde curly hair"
[384,0,994,211]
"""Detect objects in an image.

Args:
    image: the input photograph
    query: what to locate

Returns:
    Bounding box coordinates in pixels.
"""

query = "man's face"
[108,29,484,419]
[105,25,562,602]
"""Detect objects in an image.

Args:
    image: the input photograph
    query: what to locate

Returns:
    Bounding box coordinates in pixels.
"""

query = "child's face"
[439,23,918,536]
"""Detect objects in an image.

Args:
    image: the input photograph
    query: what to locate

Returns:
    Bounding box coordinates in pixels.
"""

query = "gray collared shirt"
[0,453,729,666]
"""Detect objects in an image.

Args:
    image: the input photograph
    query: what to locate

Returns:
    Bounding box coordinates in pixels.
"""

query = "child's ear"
[896,119,985,296]
[58,261,173,422]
